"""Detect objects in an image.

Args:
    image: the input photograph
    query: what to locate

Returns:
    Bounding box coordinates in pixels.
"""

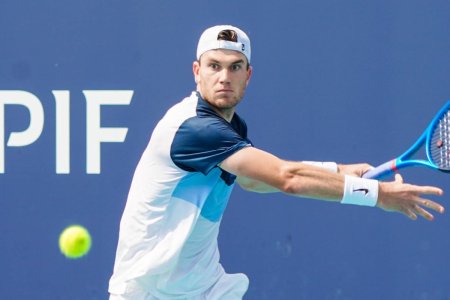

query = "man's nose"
[219,68,231,84]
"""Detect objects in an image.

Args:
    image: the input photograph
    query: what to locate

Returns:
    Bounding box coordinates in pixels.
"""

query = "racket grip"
[362,160,396,180]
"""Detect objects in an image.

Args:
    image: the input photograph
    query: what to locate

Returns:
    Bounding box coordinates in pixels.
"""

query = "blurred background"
[1,0,449,299]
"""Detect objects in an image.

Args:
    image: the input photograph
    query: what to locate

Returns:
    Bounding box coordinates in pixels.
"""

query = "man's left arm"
[234,162,372,193]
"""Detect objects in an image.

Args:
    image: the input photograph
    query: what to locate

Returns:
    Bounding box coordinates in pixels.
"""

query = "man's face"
[193,49,252,118]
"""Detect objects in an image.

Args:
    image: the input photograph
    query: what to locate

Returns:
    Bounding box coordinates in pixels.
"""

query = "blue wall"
[1,0,450,299]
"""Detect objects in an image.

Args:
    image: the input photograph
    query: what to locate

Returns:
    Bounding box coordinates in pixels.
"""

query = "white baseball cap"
[196,25,251,63]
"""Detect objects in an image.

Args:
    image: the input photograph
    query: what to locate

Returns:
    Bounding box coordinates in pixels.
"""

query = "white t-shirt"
[109,92,251,298]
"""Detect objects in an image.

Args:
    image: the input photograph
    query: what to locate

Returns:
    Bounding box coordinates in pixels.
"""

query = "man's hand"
[377,174,444,221]
[338,163,373,177]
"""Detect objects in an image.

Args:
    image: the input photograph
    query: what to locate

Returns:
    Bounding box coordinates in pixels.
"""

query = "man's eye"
[231,64,242,71]
[209,63,220,70]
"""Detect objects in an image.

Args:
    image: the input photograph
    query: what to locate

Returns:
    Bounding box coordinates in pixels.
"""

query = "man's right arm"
[220,146,444,220]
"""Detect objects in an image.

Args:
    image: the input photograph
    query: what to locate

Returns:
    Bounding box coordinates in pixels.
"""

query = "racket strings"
[430,110,450,170]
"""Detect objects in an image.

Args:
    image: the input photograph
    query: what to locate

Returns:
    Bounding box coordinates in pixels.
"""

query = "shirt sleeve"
[170,116,251,175]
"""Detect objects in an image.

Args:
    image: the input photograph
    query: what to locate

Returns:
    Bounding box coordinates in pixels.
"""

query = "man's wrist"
[341,175,378,207]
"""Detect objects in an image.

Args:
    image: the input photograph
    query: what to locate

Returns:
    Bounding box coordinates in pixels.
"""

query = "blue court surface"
[1,0,450,299]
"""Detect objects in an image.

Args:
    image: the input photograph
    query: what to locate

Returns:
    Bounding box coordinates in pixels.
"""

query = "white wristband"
[341,175,378,207]
[302,161,338,173]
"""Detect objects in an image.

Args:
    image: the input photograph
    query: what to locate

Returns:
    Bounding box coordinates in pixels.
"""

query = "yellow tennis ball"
[59,225,92,259]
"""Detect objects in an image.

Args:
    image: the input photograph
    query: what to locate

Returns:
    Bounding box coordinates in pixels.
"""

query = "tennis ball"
[59,225,92,259]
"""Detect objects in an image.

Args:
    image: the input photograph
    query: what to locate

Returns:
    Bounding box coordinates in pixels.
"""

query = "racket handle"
[362,160,397,179]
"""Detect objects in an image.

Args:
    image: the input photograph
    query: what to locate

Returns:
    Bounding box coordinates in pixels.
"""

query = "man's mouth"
[216,89,233,93]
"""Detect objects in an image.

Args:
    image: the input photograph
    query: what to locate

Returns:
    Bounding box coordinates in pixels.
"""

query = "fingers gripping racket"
[363,101,450,179]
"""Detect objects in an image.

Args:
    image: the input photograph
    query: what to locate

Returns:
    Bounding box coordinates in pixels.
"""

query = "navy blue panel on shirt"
[171,96,252,175]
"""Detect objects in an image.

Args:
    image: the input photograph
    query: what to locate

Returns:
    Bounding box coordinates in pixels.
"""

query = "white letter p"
[0,91,44,173]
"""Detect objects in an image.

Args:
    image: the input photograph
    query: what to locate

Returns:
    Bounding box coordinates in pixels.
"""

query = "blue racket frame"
[363,101,450,179]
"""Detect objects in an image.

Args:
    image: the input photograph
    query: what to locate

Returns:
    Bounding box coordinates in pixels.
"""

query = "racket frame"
[363,101,450,179]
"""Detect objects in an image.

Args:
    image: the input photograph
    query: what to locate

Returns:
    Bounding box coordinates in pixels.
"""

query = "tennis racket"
[363,101,450,179]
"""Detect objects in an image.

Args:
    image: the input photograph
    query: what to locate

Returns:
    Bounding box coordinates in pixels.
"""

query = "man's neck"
[197,91,235,122]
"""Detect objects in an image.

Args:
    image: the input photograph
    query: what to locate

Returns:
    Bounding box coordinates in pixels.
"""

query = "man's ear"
[246,65,253,87]
[193,61,200,84]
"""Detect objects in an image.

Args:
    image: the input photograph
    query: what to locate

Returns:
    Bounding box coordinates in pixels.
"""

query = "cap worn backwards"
[196,25,251,63]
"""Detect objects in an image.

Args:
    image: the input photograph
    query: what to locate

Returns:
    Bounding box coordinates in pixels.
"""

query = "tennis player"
[109,25,444,299]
